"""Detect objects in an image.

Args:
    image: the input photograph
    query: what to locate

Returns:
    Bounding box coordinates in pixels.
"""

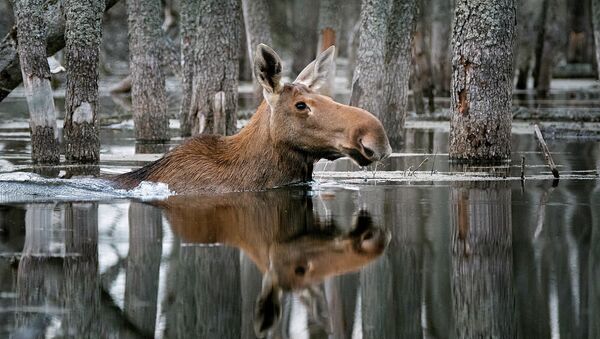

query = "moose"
[116,44,392,193]
[158,188,390,337]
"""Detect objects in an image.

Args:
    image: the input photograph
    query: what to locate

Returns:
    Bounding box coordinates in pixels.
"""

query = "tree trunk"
[411,1,434,116]
[349,0,389,115]
[291,0,319,77]
[179,0,198,137]
[448,0,515,163]
[381,0,418,148]
[450,182,516,338]
[316,0,339,96]
[127,0,169,141]
[593,0,600,79]
[430,0,452,96]
[0,0,120,103]
[187,0,240,136]
[515,0,542,90]
[13,0,59,164]
[63,0,104,164]
[533,0,567,98]
[242,0,272,103]
[124,202,163,337]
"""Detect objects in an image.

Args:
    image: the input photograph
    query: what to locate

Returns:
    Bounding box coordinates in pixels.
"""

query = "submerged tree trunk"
[0,0,120,103]
[63,0,104,164]
[430,0,452,96]
[127,0,169,141]
[187,0,240,135]
[448,0,515,163]
[291,0,319,77]
[316,0,339,96]
[351,0,416,148]
[13,0,59,164]
[179,0,199,136]
[593,0,600,79]
[242,0,272,103]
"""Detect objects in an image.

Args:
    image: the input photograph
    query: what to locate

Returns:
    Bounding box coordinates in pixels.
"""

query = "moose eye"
[295,102,307,110]
[294,265,306,276]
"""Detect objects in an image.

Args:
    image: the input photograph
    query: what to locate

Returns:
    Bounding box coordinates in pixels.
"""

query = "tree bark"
[242,0,272,103]
[187,0,240,136]
[448,0,515,163]
[0,0,120,103]
[127,0,169,141]
[178,0,198,136]
[514,0,541,90]
[430,0,452,96]
[13,0,60,165]
[351,0,417,149]
[593,0,600,80]
[316,0,339,96]
[533,0,567,98]
[63,0,104,164]
[291,0,319,78]
[411,1,434,116]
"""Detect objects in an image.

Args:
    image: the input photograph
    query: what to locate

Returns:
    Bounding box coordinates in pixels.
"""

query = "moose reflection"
[157,188,390,337]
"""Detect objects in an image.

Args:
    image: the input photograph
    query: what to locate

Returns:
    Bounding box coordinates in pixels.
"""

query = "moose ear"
[294,45,335,90]
[254,44,283,105]
[254,270,283,338]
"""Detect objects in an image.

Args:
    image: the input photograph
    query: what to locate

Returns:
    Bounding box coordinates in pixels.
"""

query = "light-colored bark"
[63,0,104,164]
[351,0,417,148]
[187,0,240,135]
[127,0,169,141]
[593,0,600,80]
[13,0,59,164]
[242,0,272,103]
[448,0,516,162]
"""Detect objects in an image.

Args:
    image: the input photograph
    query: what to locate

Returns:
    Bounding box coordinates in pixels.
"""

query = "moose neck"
[226,101,315,188]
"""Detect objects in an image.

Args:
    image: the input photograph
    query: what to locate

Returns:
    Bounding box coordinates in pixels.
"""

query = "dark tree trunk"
[411,1,434,116]
[316,0,339,96]
[127,0,169,141]
[187,0,240,135]
[450,182,516,338]
[430,0,452,96]
[532,0,567,98]
[0,0,120,103]
[351,0,417,149]
[515,0,541,90]
[13,0,59,164]
[179,0,198,137]
[242,0,272,103]
[63,0,104,164]
[124,202,163,337]
[593,0,600,79]
[448,0,516,163]
[291,0,319,78]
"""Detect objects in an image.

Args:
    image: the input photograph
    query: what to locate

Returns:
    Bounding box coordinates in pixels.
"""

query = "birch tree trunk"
[316,0,339,96]
[593,0,600,79]
[179,0,198,136]
[187,0,240,136]
[127,0,169,141]
[13,0,59,164]
[63,0,104,164]
[242,0,272,103]
[448,0,516,163]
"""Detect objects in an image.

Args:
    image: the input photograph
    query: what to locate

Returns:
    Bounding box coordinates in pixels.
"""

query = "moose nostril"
[363,230,374,241]
[359,139,375,158]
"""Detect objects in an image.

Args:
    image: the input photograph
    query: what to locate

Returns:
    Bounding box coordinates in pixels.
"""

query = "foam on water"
[0,172,174,203]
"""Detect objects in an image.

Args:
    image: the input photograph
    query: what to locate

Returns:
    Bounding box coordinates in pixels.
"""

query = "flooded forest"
[1,0,600,338]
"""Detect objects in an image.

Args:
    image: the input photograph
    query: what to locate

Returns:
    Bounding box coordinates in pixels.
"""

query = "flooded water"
[1,88,600,338]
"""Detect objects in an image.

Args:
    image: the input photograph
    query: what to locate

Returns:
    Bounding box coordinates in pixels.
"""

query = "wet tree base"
[64,122,100,164]
[31,126,59,165]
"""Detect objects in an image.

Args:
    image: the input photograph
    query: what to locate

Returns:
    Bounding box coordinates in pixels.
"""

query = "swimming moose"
[116,44,392,193]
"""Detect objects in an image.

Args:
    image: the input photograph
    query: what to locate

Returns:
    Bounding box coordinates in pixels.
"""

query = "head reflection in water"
[157,189,390,338]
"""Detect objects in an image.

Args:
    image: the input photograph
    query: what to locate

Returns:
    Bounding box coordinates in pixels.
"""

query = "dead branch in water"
[533,124,559,178]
